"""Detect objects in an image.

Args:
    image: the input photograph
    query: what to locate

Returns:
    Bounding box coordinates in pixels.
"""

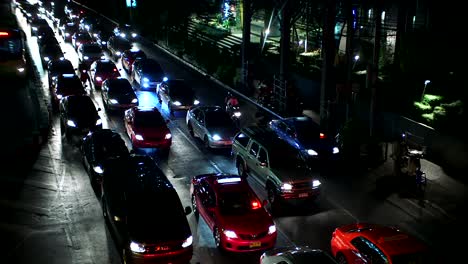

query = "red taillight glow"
[320,133,326,139]
[113,68,117,72]
[0,32,9,36]
[251,201,261,210]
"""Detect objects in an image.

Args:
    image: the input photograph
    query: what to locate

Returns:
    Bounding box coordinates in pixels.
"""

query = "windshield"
[134,111,166,127]
[0,35,23,60]
[58,77,82,90]
[269,143,305,168]
[50,62,74,74]
[68,97,96,116]
[291,252,337,264]
[95,137,128,159]
[141,63,163,75]
[168,82,193,97]
[219,191,259,215]
[82,45,102,53]
[42,44,61,53]
[108,80,132,93]
[205,111,233,128]
[97,62,118,73]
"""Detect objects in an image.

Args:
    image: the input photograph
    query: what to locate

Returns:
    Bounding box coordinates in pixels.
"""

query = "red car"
[190,173,277,253]
[121,47,146,73]
[330,223,436,264]
[124,106,172,150]
[88,59,121,90]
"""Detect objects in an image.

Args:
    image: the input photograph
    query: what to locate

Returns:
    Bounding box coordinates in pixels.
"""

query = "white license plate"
[299,193,309,198]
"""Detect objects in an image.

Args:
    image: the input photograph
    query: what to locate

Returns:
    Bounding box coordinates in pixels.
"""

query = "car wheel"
[237,159,247,177]
[191,195,199,219]
[187,123,195,137]
[213,227,222,249]
[336,253,348,264]
[204,136,211,150]
[267,185,280,207]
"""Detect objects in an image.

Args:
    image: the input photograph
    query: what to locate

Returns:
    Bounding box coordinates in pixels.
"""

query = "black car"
[93,30,112,49]
[72,31,93,50]
[36,26,57,48]
[121,48,146,73]
[47,58,75,86]
[101,154,193,264]
[81,129,129,192]
[107,35,132,59]
[157,79,199,114]
[59,95,102,142]
[112,24,138,40]
[101,78,138,111]
[59,22,78,42]
[78,16,99,32]
[131,58,166,90]
[40,43,64,67]
[50,74,87,112]
[30,18,49,36]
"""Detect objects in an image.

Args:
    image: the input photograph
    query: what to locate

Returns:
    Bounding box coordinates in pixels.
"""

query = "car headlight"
[115,51,121,56]
[135,134,144,141]
[43,56,50,62]
[100,55,106,59]
[65,33,70,36]
[234,111,241,117]
[307,149,318,156]
[193,100,200,105]
[95,119,102,126]
[95,76,102,82]
[129,241,145,253]
[109,99,118,104]
[83,56,89,60]
[162,76,168,82]
[268,225,276,235]
[75,41,80,46]
[211,134,221,141]
[101,41,106,45]
[142,77,149,83]
[131,98,138,103]
[56,94,63,99]
[131,33,137,38]
[313,180,321,187]
[32,27,37,31]
[223,230,237,239]
[165,133,172,140]
[93,166,104,174]
[93,33,98,37]
[67,120,76,127]
[281,183,292,191]
[333,147,340,154]
[85,25,90,30]
[181,236,192,248]
[17,67,25,73]
[119,33,126,38]
[142,83,149,88]
[172,101,181,106]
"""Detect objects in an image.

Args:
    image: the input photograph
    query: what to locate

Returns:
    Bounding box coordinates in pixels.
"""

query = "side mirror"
[184,206,192,215]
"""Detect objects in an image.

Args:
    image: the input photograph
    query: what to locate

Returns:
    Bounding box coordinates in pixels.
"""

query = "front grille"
[238,230,268,240]
[292,181,315,190]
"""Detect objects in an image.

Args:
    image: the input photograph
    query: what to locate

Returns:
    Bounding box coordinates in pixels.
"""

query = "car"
[59,22,78,42]
[59,95,102,142]
[121,47,146,73]
[50,74,87,111]
[113,24,138,39]
[260,246,338,264]
[231,126,322,212]
[47,58,75,86]
[77,42,105,65]
[186,106,238,149]
[157,79,200,115]
[80,129,129,192]
[330,223,436,264]
[88,59,121,90]
[107,35,132,59]
[101,154,193,264]
[190,173,277,253]
[124,106,172,151]
[30,18,49,36]
[36,25,57,48]
[101,78,138,111]
[269,116,341,163]
[71,31,93,50]
[78,16,98,32]
[131,58,167,90]
[39,42,64,67]
[92,29,112,49]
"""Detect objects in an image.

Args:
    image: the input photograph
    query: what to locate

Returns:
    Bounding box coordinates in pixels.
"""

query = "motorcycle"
[226,104,241,128]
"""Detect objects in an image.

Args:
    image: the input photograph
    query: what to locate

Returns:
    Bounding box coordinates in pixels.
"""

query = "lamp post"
[421,80,431,101]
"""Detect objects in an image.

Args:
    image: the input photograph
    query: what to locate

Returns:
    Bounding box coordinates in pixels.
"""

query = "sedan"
[330,223,436,264]
[88,59,121,90]
[113,24,138,39]
[190,173,277,253]
[40,43,64,68]
[59,95,102,143]
[101,78,138,111]
[81,129,129,192]
[260,246,338,264]
[107,35,132,59]
[50,74,87,112]
[269,116,340,162]
[101,154,193,264]
[59,22,78,42]
[157,79,200,115]
[72,31,93,50]
[47,58,75,86]
[121,47,146,73]
[77,42,105,66]
[124,106,172,151]
[131,58,167,90]
[93,29,112,49]
[186,106,238,149]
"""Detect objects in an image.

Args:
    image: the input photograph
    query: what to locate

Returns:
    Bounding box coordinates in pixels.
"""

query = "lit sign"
[126,0,137,8]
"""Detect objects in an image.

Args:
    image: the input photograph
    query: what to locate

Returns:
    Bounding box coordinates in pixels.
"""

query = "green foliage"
[413,101,432,111]
[422,94,443,105]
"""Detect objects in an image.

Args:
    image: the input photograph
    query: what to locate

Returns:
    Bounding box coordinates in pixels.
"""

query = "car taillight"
[320,133,326,139]
[251,201,261,210]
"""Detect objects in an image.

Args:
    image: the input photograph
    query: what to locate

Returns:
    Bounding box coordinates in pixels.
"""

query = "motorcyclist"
[78,62,89,84]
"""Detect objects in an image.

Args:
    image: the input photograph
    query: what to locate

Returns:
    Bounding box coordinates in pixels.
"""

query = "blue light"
[162,76,168,82]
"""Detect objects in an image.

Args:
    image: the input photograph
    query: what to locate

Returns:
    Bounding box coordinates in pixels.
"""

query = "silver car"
[186,106,238,149]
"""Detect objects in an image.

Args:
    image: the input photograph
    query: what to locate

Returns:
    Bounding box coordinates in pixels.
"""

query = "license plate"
[249,241,261,248]
[299,193,309,198]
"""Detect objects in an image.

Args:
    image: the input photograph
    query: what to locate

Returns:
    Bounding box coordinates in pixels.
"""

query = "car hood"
[221,210,273,234]
[67,112,99,126]
[108,91,137,102]
[134,127,169,137]
[270,166,315,182]
[128,216,191,243]
[83,52,103,58]
[208,126,237,139]
[170,94,195,105]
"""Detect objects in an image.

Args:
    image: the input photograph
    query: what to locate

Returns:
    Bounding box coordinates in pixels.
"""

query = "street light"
[421,80,431,101]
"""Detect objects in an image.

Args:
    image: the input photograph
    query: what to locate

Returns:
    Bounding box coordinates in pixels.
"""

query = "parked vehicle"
[260,246,338,264]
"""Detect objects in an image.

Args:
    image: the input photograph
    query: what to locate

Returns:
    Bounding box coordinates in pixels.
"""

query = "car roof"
[197,173,248,192]
[237,126,296,151]
[191,105,222,112]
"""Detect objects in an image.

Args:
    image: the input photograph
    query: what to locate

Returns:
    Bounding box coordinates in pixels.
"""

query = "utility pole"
[320,0,336,132]
[368,0,382,137]
[241,0,252,92]
[345,0,355,111]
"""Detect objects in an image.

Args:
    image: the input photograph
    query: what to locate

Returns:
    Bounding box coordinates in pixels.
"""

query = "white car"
[260,246,338,264]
